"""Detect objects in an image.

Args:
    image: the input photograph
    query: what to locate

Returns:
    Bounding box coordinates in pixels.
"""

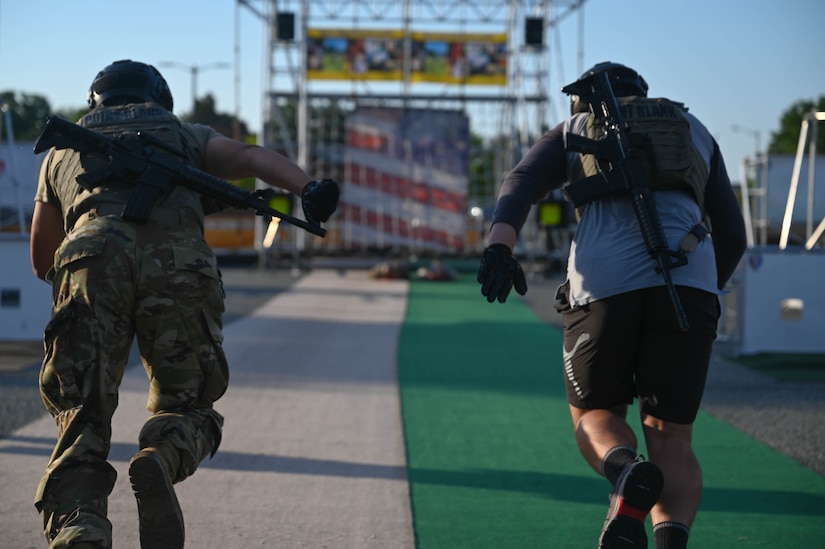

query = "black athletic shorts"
[556,282,720,424]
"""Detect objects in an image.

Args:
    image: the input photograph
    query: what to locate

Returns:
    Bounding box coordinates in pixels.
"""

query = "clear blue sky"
[1,0,823,182]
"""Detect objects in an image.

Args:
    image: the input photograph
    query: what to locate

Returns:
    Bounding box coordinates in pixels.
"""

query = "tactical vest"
[567,96,709,224]
[67,103,205,224]
[80,103,187,154]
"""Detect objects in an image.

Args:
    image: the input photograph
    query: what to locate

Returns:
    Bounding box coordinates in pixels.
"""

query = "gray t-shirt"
[491,105,744,307]
[562,110,717,306]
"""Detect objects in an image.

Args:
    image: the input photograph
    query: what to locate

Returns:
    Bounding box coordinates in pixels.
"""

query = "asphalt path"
[0,265,414,548]
[0,266,305,437]
[1,262,823,548]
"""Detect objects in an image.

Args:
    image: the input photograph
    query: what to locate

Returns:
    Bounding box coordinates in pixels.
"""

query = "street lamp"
[731,124,761,156]
[157,61,231,112]
[732,124,766,245]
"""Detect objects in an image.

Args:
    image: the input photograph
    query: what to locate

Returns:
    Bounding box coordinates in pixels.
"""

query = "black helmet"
[565,61,648,98]
[87,59,174,111]
[562,61,647,114]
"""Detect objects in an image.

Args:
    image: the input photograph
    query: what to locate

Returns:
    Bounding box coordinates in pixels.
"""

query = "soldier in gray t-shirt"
[477,62,746,549]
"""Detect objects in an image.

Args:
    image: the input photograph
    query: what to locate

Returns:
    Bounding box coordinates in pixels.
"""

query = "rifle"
[33,115,326,237]
[562,72,689,331]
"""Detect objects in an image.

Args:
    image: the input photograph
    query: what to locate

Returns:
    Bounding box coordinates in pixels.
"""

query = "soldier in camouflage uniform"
[29,59,340,549]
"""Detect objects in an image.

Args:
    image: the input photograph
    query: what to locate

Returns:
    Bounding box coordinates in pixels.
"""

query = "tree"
[183,93,250,140]
[0,91,53,140]
[54,106,91,124]
[768,96,825,155]
[0,88,254,145]
[468,132,507,208]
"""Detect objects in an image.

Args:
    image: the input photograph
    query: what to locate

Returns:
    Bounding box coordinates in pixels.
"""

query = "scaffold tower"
[238,0,587,258]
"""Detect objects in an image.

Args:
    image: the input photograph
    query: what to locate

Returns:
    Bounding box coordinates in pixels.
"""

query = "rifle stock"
[565,73,689,331]
[34,115,326,237]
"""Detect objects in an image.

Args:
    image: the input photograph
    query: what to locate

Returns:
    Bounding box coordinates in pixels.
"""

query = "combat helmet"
[87,59,174,111]
[563,61,648,113]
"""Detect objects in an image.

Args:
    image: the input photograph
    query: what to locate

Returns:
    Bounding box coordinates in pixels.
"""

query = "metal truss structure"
[237,0,587,256]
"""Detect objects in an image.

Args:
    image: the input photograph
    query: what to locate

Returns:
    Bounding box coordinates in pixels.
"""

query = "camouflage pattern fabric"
[35,209,227,548]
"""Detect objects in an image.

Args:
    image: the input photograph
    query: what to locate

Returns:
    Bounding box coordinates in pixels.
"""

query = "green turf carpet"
[398,274,825,548]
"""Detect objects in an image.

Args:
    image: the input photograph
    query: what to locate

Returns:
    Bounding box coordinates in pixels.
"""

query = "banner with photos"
[307,29,405,81]
[306,29,507,85]
[410,32,507,85]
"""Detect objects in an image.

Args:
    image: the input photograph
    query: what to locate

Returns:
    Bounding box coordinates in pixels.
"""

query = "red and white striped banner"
[341,107,469,253]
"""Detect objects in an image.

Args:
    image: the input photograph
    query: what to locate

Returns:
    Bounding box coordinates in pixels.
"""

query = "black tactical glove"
[301,179,340,225]
[477,243,528,303]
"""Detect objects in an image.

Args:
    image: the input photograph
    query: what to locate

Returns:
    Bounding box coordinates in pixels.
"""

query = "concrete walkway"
[0,269,414,548]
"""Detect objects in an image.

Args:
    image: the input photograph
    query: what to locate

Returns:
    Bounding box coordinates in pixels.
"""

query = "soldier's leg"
[35,230,134,549]
[133,232,228,478]
[128,409,223,549]
[129,231,228,548]
[560,289,664,549]
[637,286,719,542]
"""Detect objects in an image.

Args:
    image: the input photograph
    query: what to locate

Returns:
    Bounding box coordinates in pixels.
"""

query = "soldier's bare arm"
[30,200,66,280]
[203,135,312,196]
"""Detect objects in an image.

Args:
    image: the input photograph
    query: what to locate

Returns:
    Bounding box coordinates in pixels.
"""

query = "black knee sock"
[601,445,637,486]
[654,521,690,549]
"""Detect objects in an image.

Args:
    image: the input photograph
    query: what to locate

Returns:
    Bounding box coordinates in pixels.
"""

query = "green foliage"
[265,97,346,166]
[54,106,91,124]
[768,95,825,155]
[0,91,54,140]
[0,87,256,163]
[181,93,250,139]
[468,132,504,207]
[0,88,255,144]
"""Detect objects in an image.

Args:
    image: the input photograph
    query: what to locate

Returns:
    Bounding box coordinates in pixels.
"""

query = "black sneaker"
[598,459,664,548]
[129,449,185,549]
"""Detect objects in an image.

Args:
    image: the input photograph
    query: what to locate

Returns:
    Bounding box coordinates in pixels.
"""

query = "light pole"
[731,124,761,156]
[157,61,231,113]
[732,124,766,245]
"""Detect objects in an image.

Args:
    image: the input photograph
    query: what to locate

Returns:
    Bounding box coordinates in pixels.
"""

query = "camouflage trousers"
[35,212,229,548]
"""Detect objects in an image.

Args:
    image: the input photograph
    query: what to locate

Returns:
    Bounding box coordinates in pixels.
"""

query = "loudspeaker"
[277,12,295,41]
[525,17,543,46]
